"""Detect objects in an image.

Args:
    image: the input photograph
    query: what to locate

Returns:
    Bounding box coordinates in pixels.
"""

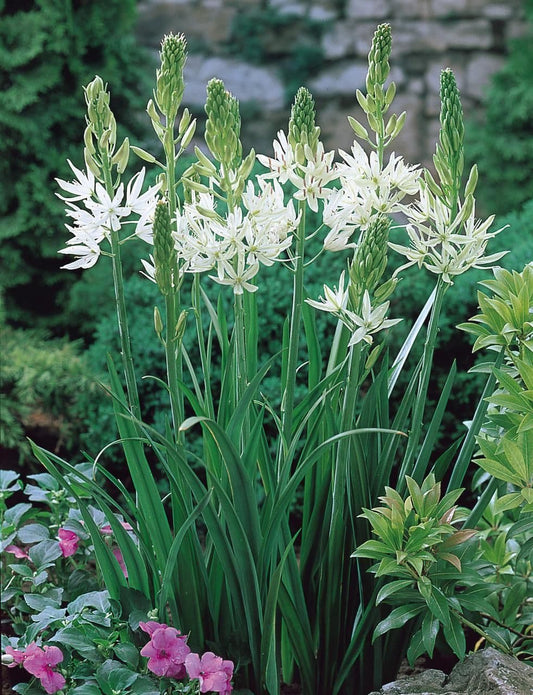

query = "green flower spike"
[155,33,187,123]
[288,86,320,159]
[366,23,392,96]
[83,76,118,178]
[354,24,405,153]
[349,214,391,307]
[433,68,465,210]
[204,78,243,170]
[153,199,177,296]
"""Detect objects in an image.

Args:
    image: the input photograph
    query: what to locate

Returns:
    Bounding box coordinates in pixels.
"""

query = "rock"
[346,0,392,20]
[183,56,286,111]
[368,648,533,695]
[465,54,504,100]
[308,62,368,98]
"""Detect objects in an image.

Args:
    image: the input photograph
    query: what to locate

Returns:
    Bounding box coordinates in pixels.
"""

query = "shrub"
[0,0,152,333]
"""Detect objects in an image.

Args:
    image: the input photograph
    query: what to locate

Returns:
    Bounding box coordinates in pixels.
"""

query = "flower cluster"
[258,131,337,212]
[56,161,160,269]
[139,621,233,694]
[306,271,401,346]
[390,179,507,283]
[4,643,65,694]
[163,178,298,294]
[323,141,420,252]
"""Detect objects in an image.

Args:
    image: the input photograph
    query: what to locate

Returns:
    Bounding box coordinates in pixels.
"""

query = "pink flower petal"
[112,547,128,578]
[5,545,29,560]
[58,528,79,557]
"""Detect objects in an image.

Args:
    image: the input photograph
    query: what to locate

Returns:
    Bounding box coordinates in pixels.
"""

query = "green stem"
[162,123,184,436]
[454,610,514,655]
[103,166,141,419]
[234,291,247,408]
[398,278,448,487]
[281,200,306,454]
[164,291,184,436]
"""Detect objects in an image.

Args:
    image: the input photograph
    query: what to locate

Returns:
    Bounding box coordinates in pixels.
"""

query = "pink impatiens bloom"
[4,642,41,666]
[4,545,29,560]
[112,546,128,578]
[185,651,234,694]
[4,644,66,694]
[100,521,133,535]
[58,528,79,557]
[140,622,191,679]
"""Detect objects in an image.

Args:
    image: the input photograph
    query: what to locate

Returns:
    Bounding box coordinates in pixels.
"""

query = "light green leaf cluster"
[460,265,533,513]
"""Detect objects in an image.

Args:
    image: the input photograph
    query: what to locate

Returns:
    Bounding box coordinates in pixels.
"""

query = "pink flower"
[140,625,191,679]
[24,645,66,694]
[5,545,30,560]
[4,644,65,694]
[185,651,234,694]
[58,528,79,557]
[100,521,133,534]
[139,620,169,636]
[4,642,40,666]
[112,546,128,578]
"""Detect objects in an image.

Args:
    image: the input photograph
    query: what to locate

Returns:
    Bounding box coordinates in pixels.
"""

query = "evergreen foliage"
[0,0,152,331]
[467,0,533,216]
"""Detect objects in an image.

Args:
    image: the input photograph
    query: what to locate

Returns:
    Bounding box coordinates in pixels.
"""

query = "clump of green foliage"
[467,0,533,215]
[0,0,152,332]
[0,325,106,468]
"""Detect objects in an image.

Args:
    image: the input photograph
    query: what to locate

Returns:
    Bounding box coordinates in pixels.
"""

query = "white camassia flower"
[57,162,160,269]
[390,181,507,283]
[306,277,401,346]
[305,271,349,313]
[58,227,102,270]
[291,142,337,212]
[322,142,420,251]
[346,292,402,346]
[258,135,337,212]
[168,178,297,294]
[256,130,297,184]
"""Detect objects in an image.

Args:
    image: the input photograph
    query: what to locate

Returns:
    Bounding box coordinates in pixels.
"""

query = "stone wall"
[136,0,527,165]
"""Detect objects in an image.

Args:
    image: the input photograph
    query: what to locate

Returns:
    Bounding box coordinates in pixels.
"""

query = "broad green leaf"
[406,627,427,665]
[372,604,423,641]
[376,579,413,605]
[426,586,451,627]
[421,612,439,657]
[442,613,466,659]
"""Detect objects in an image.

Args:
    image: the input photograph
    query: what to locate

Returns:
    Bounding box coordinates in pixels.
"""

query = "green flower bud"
[349,214,391,306]
[434,68,464,203]
[174,310,188,344]
[366,24,392,96]
[347,116,369,140]
[156,33,187,122]
[204,78,242,169]
[112,137,130,174]
[154,305,164,340]
[153,200,177,295]
[288,87,320,155]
